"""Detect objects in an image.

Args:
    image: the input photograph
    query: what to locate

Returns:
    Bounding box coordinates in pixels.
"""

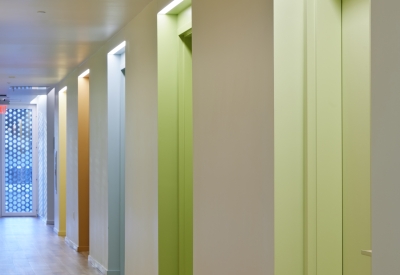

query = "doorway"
[1,105,38,217]
[107,41,126,275]
[77,69,90,252]
[158,3,193,275]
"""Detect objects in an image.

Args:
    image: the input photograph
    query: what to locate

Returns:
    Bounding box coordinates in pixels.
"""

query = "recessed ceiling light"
[37,11,46,14]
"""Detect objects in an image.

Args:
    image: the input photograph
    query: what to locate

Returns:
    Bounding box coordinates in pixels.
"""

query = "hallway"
[0,218,101,275]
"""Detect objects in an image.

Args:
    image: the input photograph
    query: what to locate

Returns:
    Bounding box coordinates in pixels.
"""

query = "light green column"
[306,1,343,274]
[274,0,305,274]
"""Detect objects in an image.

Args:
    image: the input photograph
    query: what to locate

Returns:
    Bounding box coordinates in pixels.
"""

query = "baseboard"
[77,246,89,252]
[65,237,89,252]
[88,255,108,274]
[65,237,78,251]
[53,227,66,237]
[40,216,54,225]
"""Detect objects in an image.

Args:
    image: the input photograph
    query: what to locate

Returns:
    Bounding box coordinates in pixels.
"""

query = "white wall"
[192,0,274,274]
[371,1,400,274]
[47,89,55,224]
[54,88,60,232]
[65,72,80,247]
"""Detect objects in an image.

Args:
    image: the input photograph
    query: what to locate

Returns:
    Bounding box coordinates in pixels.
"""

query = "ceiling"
[0,0,151,101]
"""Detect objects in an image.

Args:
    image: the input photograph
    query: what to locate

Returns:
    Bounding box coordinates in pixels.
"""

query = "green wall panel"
[158,6,193,275]
[342,0,371,274]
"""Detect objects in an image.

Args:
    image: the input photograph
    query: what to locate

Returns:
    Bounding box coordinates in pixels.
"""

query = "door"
[1,105,38,217]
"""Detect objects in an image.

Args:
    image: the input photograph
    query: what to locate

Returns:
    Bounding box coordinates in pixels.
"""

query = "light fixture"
[37,11,46,14]
[59,86,67,93]
[30,96,39,104]
[9,86,48,91]
[8,76,15,79]
[78,69,90,78]
[108,41,126,55]
[158,0,184,14]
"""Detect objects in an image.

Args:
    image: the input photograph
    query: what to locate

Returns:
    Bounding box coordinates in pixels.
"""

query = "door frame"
[1,104,38,217]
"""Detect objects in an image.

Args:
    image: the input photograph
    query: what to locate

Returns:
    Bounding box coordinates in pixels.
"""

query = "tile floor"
[0,217,103,275]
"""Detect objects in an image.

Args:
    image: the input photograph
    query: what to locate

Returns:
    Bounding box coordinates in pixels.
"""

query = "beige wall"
[124,2,159,274]
[371,0,400,274]
[192,0,274,274]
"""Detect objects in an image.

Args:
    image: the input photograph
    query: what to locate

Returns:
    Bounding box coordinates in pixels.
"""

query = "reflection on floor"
[0,217,102,275]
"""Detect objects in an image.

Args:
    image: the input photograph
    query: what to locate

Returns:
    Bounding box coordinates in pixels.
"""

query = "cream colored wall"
[192,1,274,274]
[371,1,400,273]
[124,2,158,274]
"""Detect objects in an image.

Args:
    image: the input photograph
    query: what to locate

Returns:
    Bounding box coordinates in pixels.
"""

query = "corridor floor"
[0,217,102,275]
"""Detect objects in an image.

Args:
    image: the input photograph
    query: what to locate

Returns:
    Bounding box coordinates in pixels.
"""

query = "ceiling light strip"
[78,69,90,78]
[59,86,67,93]
[158,0,184,14]
[108,41,126,55]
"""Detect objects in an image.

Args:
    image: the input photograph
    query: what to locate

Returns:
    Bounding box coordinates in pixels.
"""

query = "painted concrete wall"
[342,0,371,274]
[192,1,274,274]
[371,0,400,274]
[274,1,305,274]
